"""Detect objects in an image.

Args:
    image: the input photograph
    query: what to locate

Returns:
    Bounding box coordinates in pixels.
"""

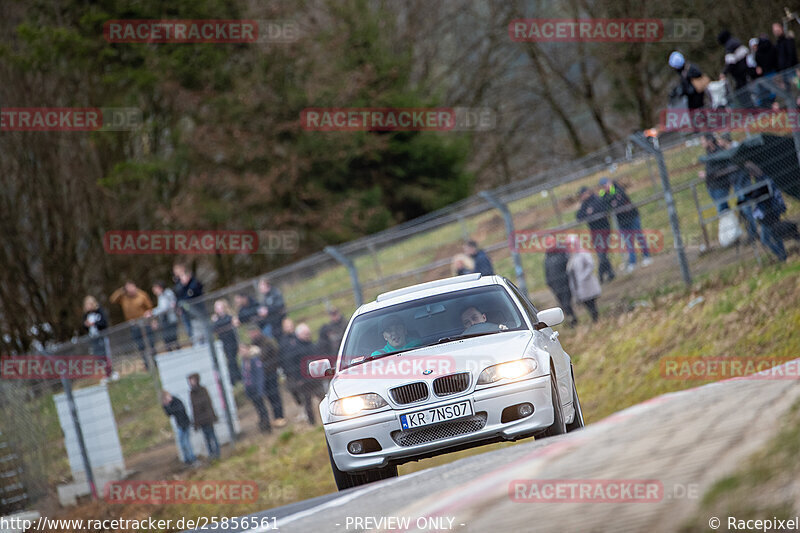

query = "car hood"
[330,330,533,400]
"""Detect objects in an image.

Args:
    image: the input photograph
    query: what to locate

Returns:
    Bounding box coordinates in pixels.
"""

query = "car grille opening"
[432,372,470,396]
[391,413,488,447]
[390,382,429,405]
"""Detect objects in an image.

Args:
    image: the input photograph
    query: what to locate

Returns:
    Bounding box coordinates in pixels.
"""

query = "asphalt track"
[188,360,800,533]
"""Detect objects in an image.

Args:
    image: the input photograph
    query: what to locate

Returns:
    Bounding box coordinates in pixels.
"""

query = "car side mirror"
[536,307,564,328]
[308,358,333,378]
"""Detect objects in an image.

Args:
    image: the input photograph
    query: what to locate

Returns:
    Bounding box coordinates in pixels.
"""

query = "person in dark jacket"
[211,299,241,384]
[82,295,109,353]
[240,345,271,432]
[668,51,707,110]
[743,174,799,261]
[188,373,220,459]
[173,263,204,344]
[317,307,347,358]
[718,30,750,90]
[256,278,286,338]
[700,134,734,213]
[247,325,286,427]
[544,250,578,327]
[82,295,114,379]
[463,240,494,276]
[234,293,261,327]
[280,322,325,425]
[161,390,196,465]
[755,36,779,76]
[599,178,652,273]
[773,23,799,73]
[576,186,615,283]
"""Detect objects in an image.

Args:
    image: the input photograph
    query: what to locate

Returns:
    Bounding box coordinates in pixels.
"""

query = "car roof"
[355,274,510,316]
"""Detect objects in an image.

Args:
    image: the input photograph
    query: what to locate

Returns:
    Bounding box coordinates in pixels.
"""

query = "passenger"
[371,316,420,356]
[460,306,508,332]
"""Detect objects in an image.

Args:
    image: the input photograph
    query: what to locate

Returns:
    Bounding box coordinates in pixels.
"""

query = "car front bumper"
[326,374,554,472]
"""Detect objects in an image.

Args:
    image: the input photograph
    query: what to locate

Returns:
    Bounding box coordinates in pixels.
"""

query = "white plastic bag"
[718,210,742,247]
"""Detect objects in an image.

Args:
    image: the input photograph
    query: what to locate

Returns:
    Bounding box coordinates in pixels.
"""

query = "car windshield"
[339,284,527,369]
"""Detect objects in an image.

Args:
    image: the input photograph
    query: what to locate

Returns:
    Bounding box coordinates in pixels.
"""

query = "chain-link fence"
[2,68,799,512]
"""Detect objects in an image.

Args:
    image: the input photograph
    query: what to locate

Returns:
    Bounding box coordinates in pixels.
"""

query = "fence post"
[59,371,97,499]
[182,303,237,444]
[629,133,692,286]
[324,246,363,307]
[547,189,563,225]
[478,190,528,295]
[690,182,710,252]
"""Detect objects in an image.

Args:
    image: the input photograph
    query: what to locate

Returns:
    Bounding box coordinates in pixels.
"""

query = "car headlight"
[477,358,538,385]
[330,393,388,416]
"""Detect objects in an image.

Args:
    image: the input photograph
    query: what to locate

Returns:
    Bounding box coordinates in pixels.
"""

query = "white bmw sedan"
[307,273,584,490]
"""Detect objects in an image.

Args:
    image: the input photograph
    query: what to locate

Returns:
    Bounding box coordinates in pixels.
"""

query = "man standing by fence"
[576,186,615,283]
[599,178,652,274]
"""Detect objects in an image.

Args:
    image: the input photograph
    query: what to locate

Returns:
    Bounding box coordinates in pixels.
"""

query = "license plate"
[400,400,473,430]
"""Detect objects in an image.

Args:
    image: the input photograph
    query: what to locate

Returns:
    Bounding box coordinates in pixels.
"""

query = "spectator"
[700,134,735,213]
[576,186,615,283]
[211,299,241,385]
[247,326,287,427]
[702,136,759,241]
[256,278,286,338]
[755,35,779,77]
[161,390,196,466]
[151,281,179,352]
[317,307,347,358]
[234,293,261,327]
[567,236,602,323]
[280,321,325,424]
[240,345,271,433]
[110,281,156,369]
[743,168,800,260]
[173,263,204,345]
[543,249,578,327]
[717,30,750,90]
[749,36,779,107]
[82,295,109,356]
[463,240,494,276]
[773,23,798,73]
[668,51,707,110]
[598,178,652,273]
[82,295,115,380]
[188,373,220,460]
[451,253,475,276]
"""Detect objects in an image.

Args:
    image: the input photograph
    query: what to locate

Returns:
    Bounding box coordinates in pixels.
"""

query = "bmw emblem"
[422,369,433,375]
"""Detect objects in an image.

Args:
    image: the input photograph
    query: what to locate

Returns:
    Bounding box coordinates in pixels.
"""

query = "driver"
[371,316,421,356]
[460,306,508,332]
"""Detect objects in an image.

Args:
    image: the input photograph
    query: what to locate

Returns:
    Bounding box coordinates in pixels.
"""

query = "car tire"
[541,370,567,438]
[566,365,584,432]
[327,441,398,491]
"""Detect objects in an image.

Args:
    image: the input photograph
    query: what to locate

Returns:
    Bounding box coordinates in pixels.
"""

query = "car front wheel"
[566,365,584,432]
[540,369,567,438]
[327,441,398,491]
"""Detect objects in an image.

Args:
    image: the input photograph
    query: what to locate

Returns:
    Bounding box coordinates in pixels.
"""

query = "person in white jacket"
[566,235,602,323]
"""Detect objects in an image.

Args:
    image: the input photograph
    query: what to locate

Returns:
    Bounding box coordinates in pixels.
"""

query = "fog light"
[518,403,533,417]
[348,441,364,454]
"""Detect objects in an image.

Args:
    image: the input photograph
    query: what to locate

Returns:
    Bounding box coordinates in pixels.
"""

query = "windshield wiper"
[343,349,409,370]
[433,330,502,345]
